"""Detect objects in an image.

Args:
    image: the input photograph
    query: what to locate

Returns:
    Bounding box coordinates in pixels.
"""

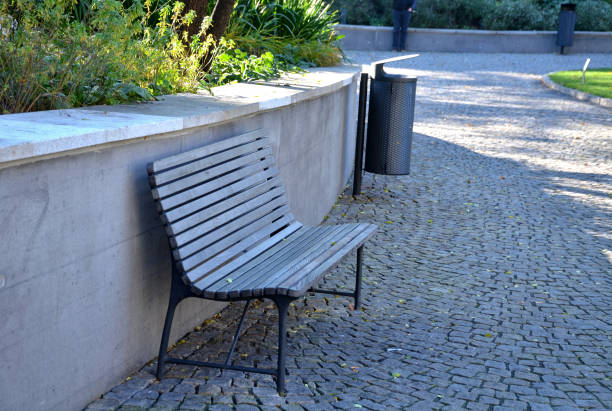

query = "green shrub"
[575,0,612,31]
[328,0,392,26]
[411,0,495,29]
[327,0,612,31]
[0,0,211,113]
[481,0,554,30]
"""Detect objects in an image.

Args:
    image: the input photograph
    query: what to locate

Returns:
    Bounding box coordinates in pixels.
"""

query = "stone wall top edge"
[0,67,359,167]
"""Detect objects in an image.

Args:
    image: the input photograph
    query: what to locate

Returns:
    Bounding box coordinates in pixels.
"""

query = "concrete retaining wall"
[0,67,359,411]
[336,24,612,53]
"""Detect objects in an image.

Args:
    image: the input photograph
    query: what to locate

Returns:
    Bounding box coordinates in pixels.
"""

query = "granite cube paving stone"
[149,401,180,411]
[121,398,156,409]
[119,404,153,411]
[280,405,306,411]
[211,395,233,405]
[86,398,122,410]
[171,384,195,394]
[87,51,612,409]
[133,390,160,401]
[158,392,186,403]
[105,390,137,402]
[207,405,233,411]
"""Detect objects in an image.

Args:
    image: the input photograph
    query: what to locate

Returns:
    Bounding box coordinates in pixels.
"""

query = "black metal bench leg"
[273,296,293,394]
[224,299,251,367]
[354,246,363,310]
[157,296,178,379]
[157,270,189,379]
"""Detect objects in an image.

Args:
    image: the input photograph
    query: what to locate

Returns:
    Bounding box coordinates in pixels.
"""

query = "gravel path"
[88,52,612,411]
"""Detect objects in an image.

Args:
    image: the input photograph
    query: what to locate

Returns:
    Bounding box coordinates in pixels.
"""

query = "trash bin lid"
[373,71,418,83]
[370,54,419,81]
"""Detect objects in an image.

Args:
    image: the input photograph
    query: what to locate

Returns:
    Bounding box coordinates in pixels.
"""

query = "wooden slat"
[173,200,290,262]
[258,224,360,296]
[147,129,266,174]
[203,225,353,299]
[151,138,269,186]
[204,225,326,297]
[282,224,377,297]
[225,228,346,299]
[158,160,275,211]
[168,179,285,236]
[162,167,280,224]
[152,148,272,200]
[181,213,296,277]
[194,222,304,294]
[209,226,338,299]
[170,188,286,249]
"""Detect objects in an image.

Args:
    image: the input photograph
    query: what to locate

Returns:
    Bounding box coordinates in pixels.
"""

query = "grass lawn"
[549,68,612,99]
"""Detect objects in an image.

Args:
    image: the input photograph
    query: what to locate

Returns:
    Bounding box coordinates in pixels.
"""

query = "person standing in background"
[392,0,417,51]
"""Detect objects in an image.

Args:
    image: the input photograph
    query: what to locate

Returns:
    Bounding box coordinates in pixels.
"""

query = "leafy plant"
[205,39,283,85]
[226,0,343,67]
[231,0,339,40]
[0,0,212,113]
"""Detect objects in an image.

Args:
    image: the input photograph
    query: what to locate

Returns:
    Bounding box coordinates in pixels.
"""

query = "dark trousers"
[392,9,412,50]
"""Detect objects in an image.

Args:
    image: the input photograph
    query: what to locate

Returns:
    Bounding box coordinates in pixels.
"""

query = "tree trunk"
[201,0,237,71]
[208,0,237,45]
[184,0,208,40]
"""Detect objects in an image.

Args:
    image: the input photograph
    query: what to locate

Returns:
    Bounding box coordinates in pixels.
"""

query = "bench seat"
[198,222,376,300]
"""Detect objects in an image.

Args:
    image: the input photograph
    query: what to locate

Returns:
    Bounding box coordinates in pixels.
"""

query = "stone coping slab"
[540,73,612,108]
[336,24,612,54]
[0,67,359,168]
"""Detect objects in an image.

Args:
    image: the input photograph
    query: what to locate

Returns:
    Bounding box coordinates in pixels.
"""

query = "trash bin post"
[557,3,576,54]
[352,72,369,197]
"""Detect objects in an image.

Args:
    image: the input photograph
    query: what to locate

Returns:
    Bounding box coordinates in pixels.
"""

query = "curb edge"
[540,73,612,109]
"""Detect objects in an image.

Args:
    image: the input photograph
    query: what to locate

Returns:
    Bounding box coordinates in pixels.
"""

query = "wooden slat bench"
[147,129,377,393]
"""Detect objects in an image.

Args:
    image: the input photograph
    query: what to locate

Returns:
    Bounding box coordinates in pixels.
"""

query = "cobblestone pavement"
[88,52,612,410]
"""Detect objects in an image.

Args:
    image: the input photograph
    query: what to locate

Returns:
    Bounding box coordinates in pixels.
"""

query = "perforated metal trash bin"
[365,59,417,175]
[557,3,576,54]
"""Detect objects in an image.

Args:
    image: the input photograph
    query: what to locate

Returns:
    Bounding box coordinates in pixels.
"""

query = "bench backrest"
[147,130,299,288]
